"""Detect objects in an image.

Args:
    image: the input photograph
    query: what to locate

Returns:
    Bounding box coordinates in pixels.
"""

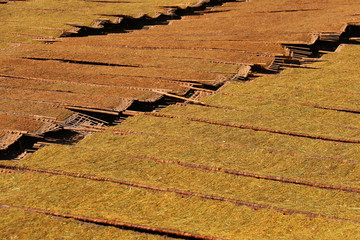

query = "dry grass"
[160,104,360,140]
[2,0,360,238]
[0,57,226,85]
[7,44,360,237]
[13,43,243,74]
[0,61,190,95]
[0,0,202,48]
[0,86,129,110]
[147,0,360,38]
[1,172,360,239]
[0,113,42,133]
[216,54,360,111]
[0,98,72,121]
[0,207,169,240]
[13,142,360,221]
[15,43,360,237]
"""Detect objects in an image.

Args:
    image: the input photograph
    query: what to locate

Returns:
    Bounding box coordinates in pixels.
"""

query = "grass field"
[2,0,360,238]
[2,43,360,238]
[0,207,171,239]
[0,0,203,47]
[0,98,72,121]
[1,172,360,239]
[11,141,360,219]
[0,113,42,133]
[1,0,360,136]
